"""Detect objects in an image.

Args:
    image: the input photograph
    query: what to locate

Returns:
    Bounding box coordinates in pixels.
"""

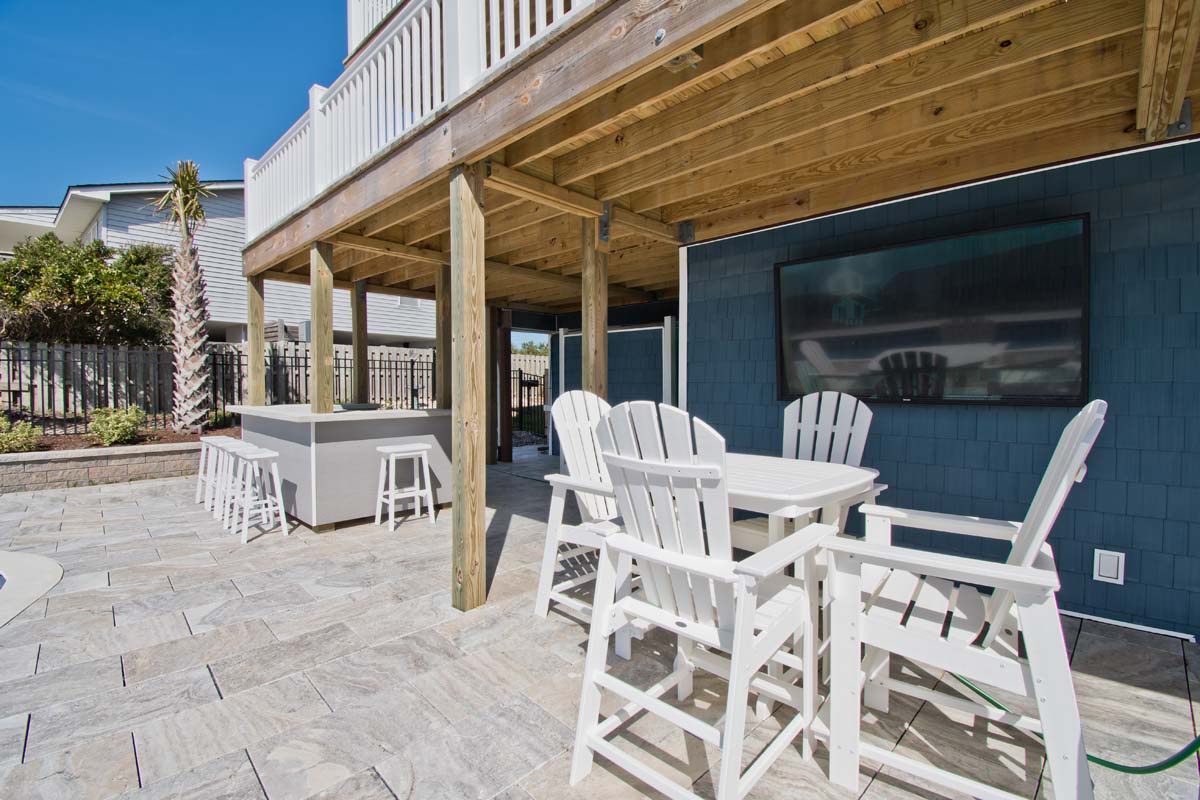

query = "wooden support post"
[245,275,266,405]
[351,279,369,404]
[310,242,335,414]
[498,309,513,463]
[435,264,452,408]
[450,163,487,611]
[485,306,499,465]
[581,217,608,399]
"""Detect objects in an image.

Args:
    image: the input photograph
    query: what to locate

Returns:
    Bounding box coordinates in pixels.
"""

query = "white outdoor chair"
[826,399,1107,800]
[534,391,621,625]
[571,401,836,800]
[732,391,885,553]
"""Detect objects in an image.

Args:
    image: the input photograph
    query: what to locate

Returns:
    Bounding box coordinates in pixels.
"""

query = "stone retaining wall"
[0,443,200,493]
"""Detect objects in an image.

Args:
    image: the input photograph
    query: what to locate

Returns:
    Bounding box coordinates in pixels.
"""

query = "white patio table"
[725,452,879,533]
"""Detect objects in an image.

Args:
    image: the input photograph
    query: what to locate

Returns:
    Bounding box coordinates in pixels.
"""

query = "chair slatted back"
[783,391,873,467]
[551,390,618,522]
[984,399,1107,637]
[596,401,737,632]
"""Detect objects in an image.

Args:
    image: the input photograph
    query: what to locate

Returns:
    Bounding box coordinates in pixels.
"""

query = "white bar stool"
[375,443,435,531]
[228,447,289,544]
[196,435,235,510]
[213,439,260,527]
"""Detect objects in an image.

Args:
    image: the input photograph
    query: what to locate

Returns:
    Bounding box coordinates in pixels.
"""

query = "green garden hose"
[949,674,1200,775]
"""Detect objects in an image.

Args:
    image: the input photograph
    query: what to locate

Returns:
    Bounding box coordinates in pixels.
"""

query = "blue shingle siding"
[685,140,1200,636]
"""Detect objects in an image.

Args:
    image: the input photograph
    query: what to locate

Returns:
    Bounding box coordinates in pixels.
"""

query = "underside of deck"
[243,0,1200,312]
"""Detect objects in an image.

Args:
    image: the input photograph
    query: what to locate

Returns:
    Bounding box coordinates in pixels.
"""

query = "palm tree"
[156,161,215,433]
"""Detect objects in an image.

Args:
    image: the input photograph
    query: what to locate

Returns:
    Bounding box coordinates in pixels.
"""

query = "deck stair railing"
[246,0,592,242]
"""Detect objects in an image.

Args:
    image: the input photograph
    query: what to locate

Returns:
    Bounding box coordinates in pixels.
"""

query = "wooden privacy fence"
[0,341,547,435]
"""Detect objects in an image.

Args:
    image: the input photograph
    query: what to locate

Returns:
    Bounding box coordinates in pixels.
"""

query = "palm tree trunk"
[171,243,210,432]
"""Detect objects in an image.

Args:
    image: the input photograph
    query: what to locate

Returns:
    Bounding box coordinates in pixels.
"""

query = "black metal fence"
[511,368,547,437]
[0,341,437,435]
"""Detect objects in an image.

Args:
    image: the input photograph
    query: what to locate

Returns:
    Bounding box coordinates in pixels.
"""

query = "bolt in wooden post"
[450,164,487,611]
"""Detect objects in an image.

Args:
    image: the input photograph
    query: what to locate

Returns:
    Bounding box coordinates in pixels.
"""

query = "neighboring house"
[0,182,435,346]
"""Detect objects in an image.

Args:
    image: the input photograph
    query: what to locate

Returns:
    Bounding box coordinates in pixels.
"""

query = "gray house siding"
[101,190,435,341]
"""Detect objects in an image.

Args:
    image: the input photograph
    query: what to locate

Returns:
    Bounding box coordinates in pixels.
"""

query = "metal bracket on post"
[599,201,612,246]
[677,220,695,245]
[1167,98,1194,139]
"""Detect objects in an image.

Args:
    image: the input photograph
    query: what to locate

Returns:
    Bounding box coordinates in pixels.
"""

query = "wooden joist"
[327,232,451,265]
[484,161,604,216]
[1138,0,1200,139]
[260,269,435,301]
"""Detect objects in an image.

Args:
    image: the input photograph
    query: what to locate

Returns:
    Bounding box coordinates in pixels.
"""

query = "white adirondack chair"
[732,391,884,553]
[826,399,1107,800]
[572,401,836,800]
[534,391,625,632]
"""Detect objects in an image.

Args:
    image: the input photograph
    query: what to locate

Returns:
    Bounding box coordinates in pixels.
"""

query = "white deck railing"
[246,0,592,243]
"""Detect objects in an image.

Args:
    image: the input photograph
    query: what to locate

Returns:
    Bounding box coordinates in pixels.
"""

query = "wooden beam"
[692,108,1149,241]
[450,163,487,612]
[556,0,1060,186]
[581,218,608,399]
[245,275,266,405]
[328,232,451,264]
[631,30,1143,214]
[435,264,452,408]
[351,279,369,404]
[483,161,604,217]
[243,0,787,276]
[260,269,436,300]
[505,0,881,166]
[609,205,680,244]
[310,242,335,414]
[1139,0,1200,139]
[484,259,655,302]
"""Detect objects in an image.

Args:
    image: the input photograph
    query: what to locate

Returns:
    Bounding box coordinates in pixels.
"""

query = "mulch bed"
[34,427,242,452]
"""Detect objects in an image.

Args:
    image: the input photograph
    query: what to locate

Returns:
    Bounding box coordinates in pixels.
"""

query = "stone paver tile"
[376,694,571,800]
[1040,766,1200,799]
[107,552,218,587]
[23,665,219,760]
[37,612,191,672]
[0,655,123,717]
[0,642,40,683]
[306,628,466,709]
[0,731,138,800]
[122,618,277,684]
[308,768,397,800]
[184,583,315,634]
[231,552,376,596]
[408,640,571,725]
[345,589,462,645]
[520,750,677,800]
[113,580,243,625]
[133,673,329,784]
[44,578,172,617]
[1070,629,1196,783]
[117,749,266,800]
[46,570,110,597]
[0,606,113,648]
[248,684,446,799]
[262,590,364,641]
[0,714,28,769]
[209,622,366,696]
[53,545,158,571]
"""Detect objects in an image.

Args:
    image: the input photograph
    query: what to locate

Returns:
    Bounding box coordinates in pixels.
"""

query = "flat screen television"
[775,215,1089,405]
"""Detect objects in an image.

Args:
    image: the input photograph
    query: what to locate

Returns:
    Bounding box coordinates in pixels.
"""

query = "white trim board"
[1059,609,1195,643]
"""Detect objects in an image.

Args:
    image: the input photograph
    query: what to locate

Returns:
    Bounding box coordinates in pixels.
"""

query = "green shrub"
[88,407,146,447]
[208,410,237,429]
[0,418,39,454]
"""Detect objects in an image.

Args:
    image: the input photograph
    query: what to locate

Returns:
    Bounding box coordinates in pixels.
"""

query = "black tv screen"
[775,216,1089,405]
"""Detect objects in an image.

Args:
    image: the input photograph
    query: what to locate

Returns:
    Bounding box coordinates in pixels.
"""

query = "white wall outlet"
[1093,549,1125,585]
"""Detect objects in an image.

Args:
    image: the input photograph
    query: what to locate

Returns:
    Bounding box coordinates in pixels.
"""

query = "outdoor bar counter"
[228,404,452,529]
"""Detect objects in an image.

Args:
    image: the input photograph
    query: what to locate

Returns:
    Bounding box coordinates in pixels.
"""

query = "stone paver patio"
[0,453,1197,799]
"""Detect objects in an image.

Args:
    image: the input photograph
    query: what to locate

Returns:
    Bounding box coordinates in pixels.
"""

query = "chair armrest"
[859,504,1021,541]
[824,537,1058,594]
[545,473,614,498]
[734,523,838,579]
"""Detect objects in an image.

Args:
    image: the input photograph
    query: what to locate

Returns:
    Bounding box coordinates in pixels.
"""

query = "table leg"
[755,513,788,720]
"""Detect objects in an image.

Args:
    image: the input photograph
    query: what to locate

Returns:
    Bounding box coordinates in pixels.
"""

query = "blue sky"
[0,1,346,206]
